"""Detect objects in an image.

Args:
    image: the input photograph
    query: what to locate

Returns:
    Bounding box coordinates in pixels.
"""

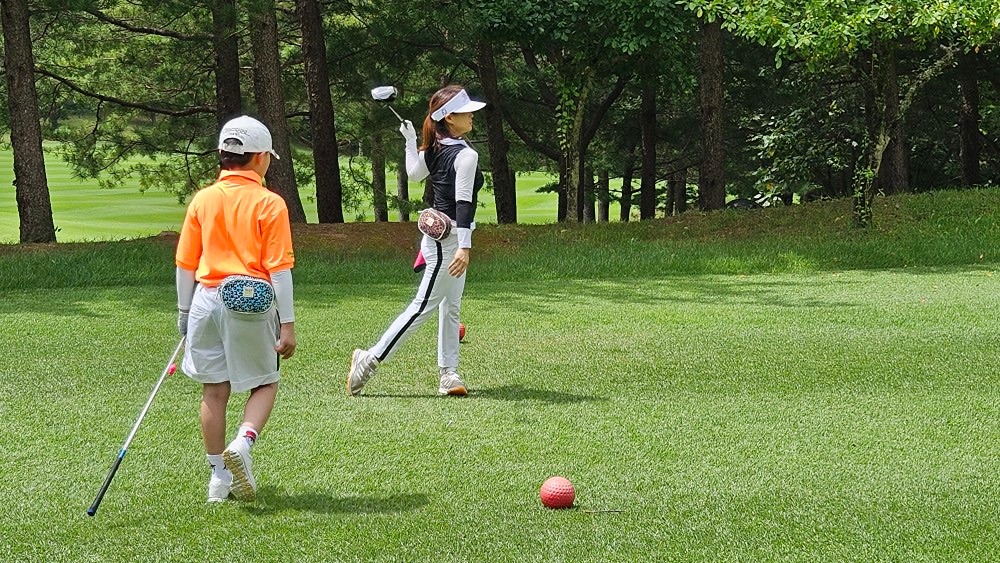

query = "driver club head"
[370,86,404,122]
[371,85,398,102]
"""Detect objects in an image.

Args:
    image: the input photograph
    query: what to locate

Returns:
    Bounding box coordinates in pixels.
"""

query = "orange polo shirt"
[175,169,294,287]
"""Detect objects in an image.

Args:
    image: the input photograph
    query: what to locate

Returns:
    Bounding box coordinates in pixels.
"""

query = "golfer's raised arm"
[400,120,428,181]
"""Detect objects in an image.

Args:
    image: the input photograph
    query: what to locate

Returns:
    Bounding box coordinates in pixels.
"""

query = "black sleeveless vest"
[426,143,484,223]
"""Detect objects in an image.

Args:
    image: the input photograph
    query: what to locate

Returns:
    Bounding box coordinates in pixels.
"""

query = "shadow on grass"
[470,276,870,313]
[356,385,604,404]
[474,384,606,404]
[243,488,428,515]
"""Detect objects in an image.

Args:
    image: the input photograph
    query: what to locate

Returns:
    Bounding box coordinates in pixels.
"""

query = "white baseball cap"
[431,89,486,122]
[218,115,280,159]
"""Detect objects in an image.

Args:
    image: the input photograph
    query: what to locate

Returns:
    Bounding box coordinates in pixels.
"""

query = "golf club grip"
[87,451,125,516]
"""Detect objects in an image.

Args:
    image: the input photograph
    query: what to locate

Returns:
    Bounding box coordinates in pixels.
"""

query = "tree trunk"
[211,0,242,126]
[698,20,726,211]
[852,131,890,228]
[619,151,636,222]
[597,168,610,222]
[838,165,854,198]
[855,49,884,228]
[397,156,410,222]
[578,166,597,223]
[958,51,982,187]
[582,168,596,223]
[563,91,588,223]
[883,126,910,195]
[639,81,657,220]
[477,40,517,224]
[861,50,879,152]
[666,174,676,215]
[855,46,891,226]
[250,2,306,223]
[672,168,688,214]
[2,0,56,243]
[855,43,957,227]
[371,132,388,221]
[297,0,344,223]
[879,50,909,195]
[667,167,688,216]
[557,157,568,222]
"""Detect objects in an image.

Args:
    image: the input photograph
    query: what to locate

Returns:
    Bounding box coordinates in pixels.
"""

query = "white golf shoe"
[347,349,379,396]
[438,368,468,396]
[223,437,256,501]
[207,470,232,503]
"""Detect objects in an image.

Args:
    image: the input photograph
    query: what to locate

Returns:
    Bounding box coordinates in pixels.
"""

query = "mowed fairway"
[0,148,189,242]
[1,191,999,560]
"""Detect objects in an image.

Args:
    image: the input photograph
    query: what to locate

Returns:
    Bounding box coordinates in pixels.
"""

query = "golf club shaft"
[388,105,404,123]
[87,336,185,516]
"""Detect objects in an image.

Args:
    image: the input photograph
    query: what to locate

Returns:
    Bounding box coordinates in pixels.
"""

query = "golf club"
[87,337,185,516]
[370,85,405,123]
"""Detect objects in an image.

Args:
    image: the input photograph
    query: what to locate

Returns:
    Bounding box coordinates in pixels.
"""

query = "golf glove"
[399,120,417,143]
[177,307,189,336]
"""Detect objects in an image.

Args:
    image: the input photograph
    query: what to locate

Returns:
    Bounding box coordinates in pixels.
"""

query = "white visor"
[218,115,280,159]
[430,89,486,121]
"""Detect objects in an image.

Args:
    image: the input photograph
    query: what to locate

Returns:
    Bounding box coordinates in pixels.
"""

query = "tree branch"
[36,68,214,117]
[83,8,212,41]
[898,44,959,119]
[979,130,1000,158]
[501,106,560,161]
[399,40,480,74]
[582,73,631,148]
[520,44,560,108]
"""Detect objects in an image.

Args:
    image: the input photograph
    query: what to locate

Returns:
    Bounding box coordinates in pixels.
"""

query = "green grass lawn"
[1,189,998,560]
[0,148,190,242]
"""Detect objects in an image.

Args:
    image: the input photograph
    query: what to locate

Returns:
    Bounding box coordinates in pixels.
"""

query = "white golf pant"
[370,233,465,369]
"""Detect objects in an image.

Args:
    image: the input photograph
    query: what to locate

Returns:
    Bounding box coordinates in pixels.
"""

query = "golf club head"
[371,86,405,123]
[371,86,398,102]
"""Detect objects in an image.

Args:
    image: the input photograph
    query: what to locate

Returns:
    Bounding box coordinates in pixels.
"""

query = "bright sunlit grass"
[1,190,999,559]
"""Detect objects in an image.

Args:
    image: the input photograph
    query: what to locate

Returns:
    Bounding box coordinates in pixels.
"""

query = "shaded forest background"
[2,0,997,242]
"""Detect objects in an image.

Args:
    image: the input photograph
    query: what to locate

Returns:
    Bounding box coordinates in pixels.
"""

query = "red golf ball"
[540,476,575,509]
[459,322,466,341]
[167,364,176,375]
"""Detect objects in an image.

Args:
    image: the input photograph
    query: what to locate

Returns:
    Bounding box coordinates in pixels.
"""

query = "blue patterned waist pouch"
[219,275,275,315]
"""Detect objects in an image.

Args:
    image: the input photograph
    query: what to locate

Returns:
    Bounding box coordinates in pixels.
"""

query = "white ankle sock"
[207,454,226,477]
[236,425,258,447]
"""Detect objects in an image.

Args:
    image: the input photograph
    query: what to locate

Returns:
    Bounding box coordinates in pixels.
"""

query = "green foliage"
[472,0,687,53]
[740,58,865,196]
[31,2,221,196]
[682,0,998,64]
[5,0,999,229]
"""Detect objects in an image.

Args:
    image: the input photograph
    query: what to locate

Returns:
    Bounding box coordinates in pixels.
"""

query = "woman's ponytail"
[419,84,466,151]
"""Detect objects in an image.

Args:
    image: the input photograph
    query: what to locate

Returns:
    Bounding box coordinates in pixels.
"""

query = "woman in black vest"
[348,85,485,396]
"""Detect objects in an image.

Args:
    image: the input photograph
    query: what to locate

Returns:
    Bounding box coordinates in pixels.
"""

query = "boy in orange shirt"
[175,115,296,502]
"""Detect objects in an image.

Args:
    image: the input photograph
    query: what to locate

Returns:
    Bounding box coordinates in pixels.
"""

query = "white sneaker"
[208,470,232,503]
[223,437,256,501]
[438,368,468,396]
[347,349,379,395]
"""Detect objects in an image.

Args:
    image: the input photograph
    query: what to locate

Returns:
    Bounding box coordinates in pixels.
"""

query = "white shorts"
[181,284,280,393]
